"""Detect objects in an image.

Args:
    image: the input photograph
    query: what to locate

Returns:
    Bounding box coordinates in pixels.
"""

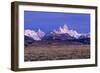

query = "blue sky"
[24,11,90,33]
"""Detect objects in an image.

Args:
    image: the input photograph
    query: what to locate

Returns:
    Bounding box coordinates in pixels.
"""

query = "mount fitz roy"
[24,24,90,46]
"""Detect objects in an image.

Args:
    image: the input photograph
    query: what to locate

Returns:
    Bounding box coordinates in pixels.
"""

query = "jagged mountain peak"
[58,24,69,34]
[24,29,45,41]
[63,24,69,30]
[24,29,37,36]
[53,24,81,38]
[37,29,45,38]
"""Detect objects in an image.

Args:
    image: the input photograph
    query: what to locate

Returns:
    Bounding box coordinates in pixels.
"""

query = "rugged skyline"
[24,11,90,33]
[24,24,90,41]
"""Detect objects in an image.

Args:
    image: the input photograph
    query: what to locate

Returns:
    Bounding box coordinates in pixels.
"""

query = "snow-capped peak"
[24,29,45,41]
[24,29,37,37]
[53,24,81,38]
[58,24,69,34]
[69,30,81,38]
[37,29,45,38]
[63,24,69,31]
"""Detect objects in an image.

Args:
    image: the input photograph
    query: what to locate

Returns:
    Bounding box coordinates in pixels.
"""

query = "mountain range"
[24,24,90,46]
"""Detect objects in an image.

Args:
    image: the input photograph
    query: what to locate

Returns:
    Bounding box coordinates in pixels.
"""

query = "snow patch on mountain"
[24,29,45,41]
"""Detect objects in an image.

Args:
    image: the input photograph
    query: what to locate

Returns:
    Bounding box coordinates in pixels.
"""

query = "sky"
[24,11,90,33]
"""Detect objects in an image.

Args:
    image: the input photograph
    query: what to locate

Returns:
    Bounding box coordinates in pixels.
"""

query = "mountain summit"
[24,29,45,41]
[53,24,81,38]
[37,29,45,39]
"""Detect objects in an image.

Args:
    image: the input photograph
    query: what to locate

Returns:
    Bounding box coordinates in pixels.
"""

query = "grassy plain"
[24,41,90,61]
